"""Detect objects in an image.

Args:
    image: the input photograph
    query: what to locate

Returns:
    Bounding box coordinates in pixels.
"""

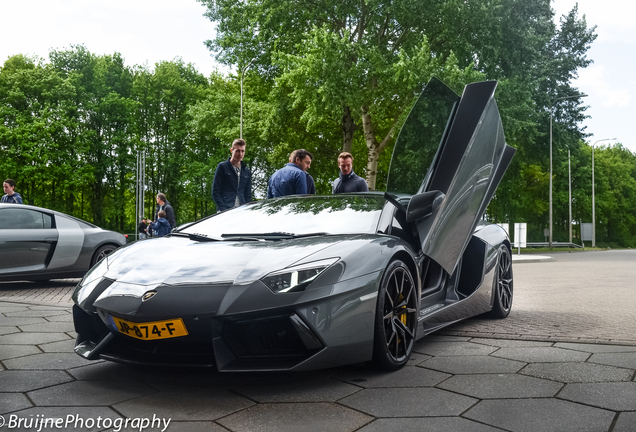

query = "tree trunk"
[361,107,379,191]
[361,106,399,191]
[342,105,355,153]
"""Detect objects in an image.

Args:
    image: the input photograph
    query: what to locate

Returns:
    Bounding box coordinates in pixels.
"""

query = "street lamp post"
[549,93,587,248]
[239,58,257,139]
[591,138,616,247]
[568,149,572,244]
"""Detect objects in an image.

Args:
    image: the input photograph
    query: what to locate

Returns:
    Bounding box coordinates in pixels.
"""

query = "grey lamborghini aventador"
[0,204,127,281]
[72,77,516,371]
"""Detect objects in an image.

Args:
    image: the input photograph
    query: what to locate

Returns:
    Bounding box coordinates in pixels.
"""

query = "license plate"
[111,316,188,340]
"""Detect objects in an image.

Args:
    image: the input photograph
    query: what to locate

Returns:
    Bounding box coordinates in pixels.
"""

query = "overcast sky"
[1,0,633,152]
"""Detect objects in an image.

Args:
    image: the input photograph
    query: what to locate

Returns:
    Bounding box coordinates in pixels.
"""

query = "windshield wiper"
[170,232,220,242]
[220,232,327,241]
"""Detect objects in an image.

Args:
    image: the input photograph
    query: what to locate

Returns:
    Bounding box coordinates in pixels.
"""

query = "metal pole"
[239,58,256,139]
[568,149,572,244]
[592,145,595,248]
[592,138,616,248]
[548,93,587,249]
[549,111,553,248]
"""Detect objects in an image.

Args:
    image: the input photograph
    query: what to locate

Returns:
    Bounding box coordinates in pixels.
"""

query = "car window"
[186,195,385,237]
[386,77,459,195]
[0,208,52,229]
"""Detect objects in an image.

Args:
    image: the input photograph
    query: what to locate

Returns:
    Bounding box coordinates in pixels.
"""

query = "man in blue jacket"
[212,139,252,212]
[267,149,313,198]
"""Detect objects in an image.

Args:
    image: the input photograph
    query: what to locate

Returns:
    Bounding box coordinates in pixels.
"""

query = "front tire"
[489,245,513,318]
[373,260,418,370]
[91,244,117,268]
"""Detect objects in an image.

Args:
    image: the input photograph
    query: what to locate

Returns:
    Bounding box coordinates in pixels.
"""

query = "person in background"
[154,193,176,230]
[332,152,368,193]
[150,211,171,237]
[267,149,313,198]
[2,179,23,204]
[212,138,252,212]
[138,218,148,240]
[290,150,315,194]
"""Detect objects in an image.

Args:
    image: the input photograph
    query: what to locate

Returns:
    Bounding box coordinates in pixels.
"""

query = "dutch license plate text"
[112,316,188,340]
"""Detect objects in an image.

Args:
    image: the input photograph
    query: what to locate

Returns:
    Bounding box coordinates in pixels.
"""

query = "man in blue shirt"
[2,179,23,204]
[267,149,313,198]
[290,150,315,194]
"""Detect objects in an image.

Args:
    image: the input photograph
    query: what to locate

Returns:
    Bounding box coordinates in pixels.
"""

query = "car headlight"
[261,258,339,294]
[73,254,111,305]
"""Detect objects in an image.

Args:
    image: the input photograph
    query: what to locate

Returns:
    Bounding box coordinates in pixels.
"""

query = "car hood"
[103,235,345,287]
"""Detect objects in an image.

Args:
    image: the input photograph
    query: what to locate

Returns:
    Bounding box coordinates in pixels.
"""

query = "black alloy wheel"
[91,245,117,268]
[489,245,513,318]
[373,259,418,370]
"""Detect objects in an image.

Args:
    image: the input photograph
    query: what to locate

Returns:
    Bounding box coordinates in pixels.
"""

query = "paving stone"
[340,387,477,417]
[464,398,614,432]
[588,352,636,369]
[491,347,590,363]
[520,362,634,382]
[234,376,360,402]
[558,382,636,411]
[0,370,73,392]
[335,365,449,388]
[420,355,526,374]
[0,326,19,335]
[0,332,71,345]
[0,344,41,361]
[104,422,229,432]
[613,412,636,432]
[438,373,563,399]
[5,406,121,432]
[420,335,472,342]
[0,393,32,415]
[44,314,73,322]
[66,361,143,382]
[27,306,70,311]
[3,352,92,370]
[136,368,324,392]
[114,389,254,421]
[0,305,30,313]
[471,338,553,348]
[358,417,503,432]
[406,351,432,366]
[218,403,372,432]
[554,342,636,353]
[414,341,498,356]
[4,310,68,318]
[28,380,155,406]
[18,321,75,333]
[0,317,46,326]
[38,338,76,353]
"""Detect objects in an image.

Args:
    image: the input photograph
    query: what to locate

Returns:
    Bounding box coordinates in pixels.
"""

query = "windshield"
[183,194,385,237]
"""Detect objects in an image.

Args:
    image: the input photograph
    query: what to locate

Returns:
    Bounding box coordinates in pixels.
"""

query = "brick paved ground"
[441,249,636,345]
[0,279,77,306]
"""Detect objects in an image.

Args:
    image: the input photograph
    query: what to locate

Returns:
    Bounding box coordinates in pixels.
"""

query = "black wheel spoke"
[378,261,418,368]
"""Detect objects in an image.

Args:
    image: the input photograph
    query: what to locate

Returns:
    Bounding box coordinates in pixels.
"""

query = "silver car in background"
[0,204,126,281]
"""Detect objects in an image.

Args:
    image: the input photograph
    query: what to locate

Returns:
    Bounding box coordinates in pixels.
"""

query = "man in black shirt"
[332,152,368,194]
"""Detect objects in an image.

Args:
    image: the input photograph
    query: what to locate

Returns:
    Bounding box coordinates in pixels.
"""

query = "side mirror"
[406,190,445,223]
